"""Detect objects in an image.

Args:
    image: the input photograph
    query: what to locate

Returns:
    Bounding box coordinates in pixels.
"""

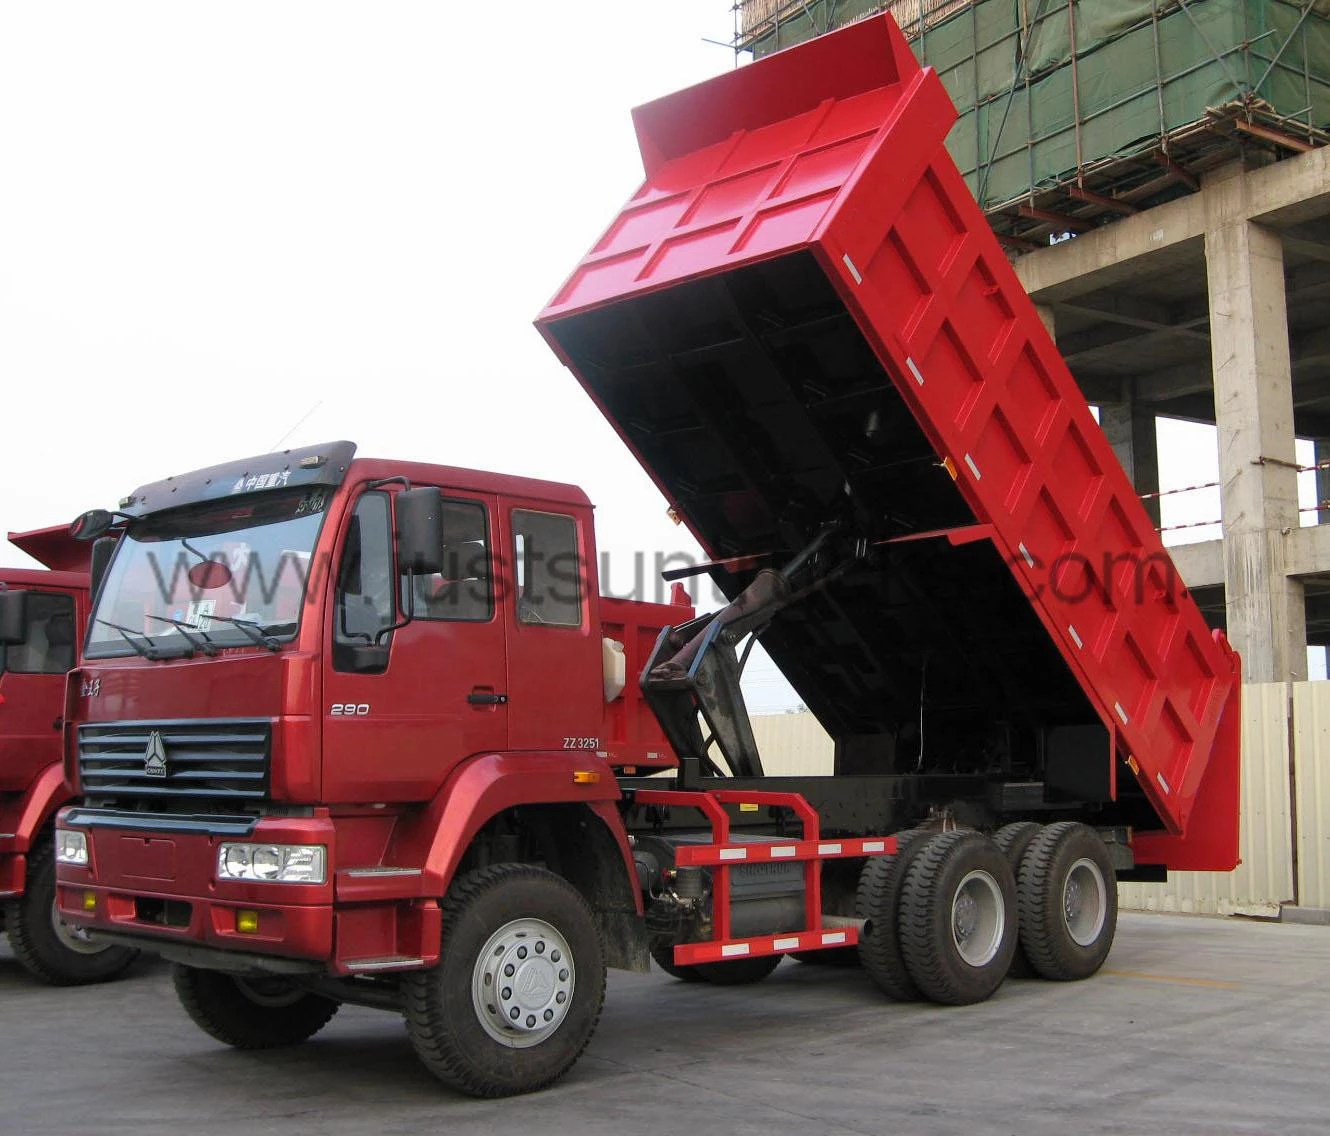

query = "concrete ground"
[2,912,1326,1136]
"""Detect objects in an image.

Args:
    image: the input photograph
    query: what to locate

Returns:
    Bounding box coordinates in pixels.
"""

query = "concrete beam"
[1167,538,1225,590]
[1286,523,1330,578]
[1015,146,1330,300]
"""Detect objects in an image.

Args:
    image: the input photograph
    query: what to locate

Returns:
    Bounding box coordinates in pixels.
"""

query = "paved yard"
[2,912,1326,1135]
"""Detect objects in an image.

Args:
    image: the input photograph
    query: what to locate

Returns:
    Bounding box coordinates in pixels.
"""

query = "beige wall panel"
[1294,681,1330,908]
[749,712,835,776]
[1119,683,1293,917]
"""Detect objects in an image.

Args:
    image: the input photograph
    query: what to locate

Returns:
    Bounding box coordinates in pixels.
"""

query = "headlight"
[216,843,327,884]
[55,829,89,866]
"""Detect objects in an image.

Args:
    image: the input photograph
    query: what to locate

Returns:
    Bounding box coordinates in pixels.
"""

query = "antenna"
[268,401,323,453]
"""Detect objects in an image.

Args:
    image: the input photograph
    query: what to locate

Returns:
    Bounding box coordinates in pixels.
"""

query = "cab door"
[0,589,78,795]
[321,489,508,803]
[499,504,602,753]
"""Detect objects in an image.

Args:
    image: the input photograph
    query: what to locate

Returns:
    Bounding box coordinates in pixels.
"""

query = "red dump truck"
[54,14,1238,1098]
[1,527,138,983]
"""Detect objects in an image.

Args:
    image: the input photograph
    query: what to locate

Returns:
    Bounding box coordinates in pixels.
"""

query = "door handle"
[467,691,508,705]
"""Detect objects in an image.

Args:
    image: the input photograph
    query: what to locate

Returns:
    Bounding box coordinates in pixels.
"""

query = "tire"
[790,946,860,967]
[694,954,781,985]
[173,965,339,1048]
[403,863,606,1098]
[4,839,139,986]
[898,830,1017,1006]
[1016,821,1117,981]
[855,829,929,1001]
[650,939,703,982]
[993,823,1042,979]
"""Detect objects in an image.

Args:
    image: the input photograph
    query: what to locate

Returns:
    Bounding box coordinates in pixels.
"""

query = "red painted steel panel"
[538,14,1240,869]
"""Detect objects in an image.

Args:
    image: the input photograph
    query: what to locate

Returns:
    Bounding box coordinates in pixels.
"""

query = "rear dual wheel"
[1016,821,1117,981]
[858,829,1017,1005]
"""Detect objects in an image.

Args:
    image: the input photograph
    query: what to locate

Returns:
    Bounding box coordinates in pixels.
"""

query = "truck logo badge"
[144,731,168,779]
[80,677,101,698]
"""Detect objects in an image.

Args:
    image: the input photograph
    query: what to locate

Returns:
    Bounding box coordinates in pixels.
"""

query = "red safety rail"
[540,14,1241,871]
[635,787,896,965]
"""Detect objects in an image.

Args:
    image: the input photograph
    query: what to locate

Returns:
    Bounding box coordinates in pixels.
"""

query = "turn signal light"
[236,909,260,934]
[82,891,97,911]
[572,770,601,784]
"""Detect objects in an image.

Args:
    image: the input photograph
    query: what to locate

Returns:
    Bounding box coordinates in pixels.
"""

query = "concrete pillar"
[1100,394,1162,530]
[1034,303,1056,340]
[1204,163,1305,681]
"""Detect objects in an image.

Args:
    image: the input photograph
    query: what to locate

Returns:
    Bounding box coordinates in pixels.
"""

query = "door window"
[512,510,582,628]
[333,493,395,669]
[407,498,493,622]
[3,592,77,674]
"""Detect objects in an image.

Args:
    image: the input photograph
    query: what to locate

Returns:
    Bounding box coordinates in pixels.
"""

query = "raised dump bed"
[538,13,1240,871]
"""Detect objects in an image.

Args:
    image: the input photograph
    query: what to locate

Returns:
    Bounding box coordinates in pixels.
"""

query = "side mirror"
[396,488,444,575]
[71,509,116,542]
[0,590,29,646]
[89,537,117,604]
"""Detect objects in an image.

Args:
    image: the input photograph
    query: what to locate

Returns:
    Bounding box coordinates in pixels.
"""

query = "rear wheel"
[1016,821,1117,981]
[173,966,339,1048]
[898,830,1017,1005]
[650,939,703,982]
[5,839,139,986]
[403,864,605,1097]
[693,955,781,984]
[993,822,1042,978]
[856,829,929,1001]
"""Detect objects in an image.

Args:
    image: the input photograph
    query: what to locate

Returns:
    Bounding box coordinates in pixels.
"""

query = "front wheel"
[403,864,606,1098]
[5,839,139,986]
[173,966,339,1048]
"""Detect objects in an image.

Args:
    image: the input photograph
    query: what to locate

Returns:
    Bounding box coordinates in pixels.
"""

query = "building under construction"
[736,0,1330,683]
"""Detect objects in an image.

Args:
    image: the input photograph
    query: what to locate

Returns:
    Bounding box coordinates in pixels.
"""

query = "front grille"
[78,719,271,812]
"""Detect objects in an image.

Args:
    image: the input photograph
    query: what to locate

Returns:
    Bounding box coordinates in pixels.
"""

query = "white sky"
[3,5,1318,704]
[0,2,815,708]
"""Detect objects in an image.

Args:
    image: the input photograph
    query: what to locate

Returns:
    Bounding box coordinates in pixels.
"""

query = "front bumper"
[55,810,340,968]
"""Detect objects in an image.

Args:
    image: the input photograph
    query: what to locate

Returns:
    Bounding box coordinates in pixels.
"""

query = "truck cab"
[56,442,679,992]
[1,530,138,983]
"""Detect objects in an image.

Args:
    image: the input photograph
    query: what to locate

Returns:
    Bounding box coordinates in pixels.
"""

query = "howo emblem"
[143,730,168,779]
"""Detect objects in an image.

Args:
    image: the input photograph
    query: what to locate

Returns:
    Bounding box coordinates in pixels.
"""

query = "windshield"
[87,487,331,659]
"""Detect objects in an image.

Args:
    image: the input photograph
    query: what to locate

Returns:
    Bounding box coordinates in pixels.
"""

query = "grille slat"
[78,719,272,811]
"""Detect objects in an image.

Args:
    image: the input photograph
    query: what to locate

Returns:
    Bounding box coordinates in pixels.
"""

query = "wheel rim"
[950,869,1004,968]
[49,901,111,956]
[1063,857,1108,947]
[472,917,575,1049]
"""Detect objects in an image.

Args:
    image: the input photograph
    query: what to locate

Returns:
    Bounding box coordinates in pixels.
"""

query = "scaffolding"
[734,1,1330,246]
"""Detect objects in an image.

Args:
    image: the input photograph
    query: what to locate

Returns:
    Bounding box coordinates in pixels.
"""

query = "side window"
[333,492,395,664]
[409,498,493,622]
[6,592,78,675]
[512,510,582,628]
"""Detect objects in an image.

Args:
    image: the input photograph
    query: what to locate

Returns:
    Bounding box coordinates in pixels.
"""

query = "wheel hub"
[472,918,575,1049]
[950,870,1004,968]
[49,901,110,956]
[1062,857,1107,947]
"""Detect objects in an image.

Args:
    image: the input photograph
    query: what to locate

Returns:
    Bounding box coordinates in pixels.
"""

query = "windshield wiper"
[93,618,167,661]
[143,614,218,657]
[202,614,283,653]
